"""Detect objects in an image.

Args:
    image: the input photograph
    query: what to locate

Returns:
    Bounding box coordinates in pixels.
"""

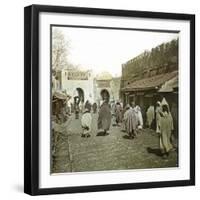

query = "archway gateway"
[76,88,84,103]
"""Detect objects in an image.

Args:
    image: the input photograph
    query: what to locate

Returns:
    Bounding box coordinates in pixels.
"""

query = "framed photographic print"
[24,4,195,195]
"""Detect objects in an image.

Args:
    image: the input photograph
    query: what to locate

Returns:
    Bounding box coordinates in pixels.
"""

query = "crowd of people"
[80,97,175,159]
[81,100,143,138]
[52,89,176,159]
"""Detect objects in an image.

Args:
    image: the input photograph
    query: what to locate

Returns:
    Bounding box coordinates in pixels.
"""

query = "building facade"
[55,69,121,106]
[120,39,178,128]
[95,72,121,105]
[60,68,96,104]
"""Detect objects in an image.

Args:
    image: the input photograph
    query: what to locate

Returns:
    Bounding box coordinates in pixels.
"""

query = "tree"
[52,28,70,70]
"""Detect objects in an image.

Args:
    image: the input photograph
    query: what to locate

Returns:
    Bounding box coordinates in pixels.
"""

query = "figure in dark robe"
[97,101,111,135]
[92,102,97,113]
[115,102,122,126]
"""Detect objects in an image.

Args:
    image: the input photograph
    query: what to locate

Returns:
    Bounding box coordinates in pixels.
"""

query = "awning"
[121,71,178,92]
[53,91,67,100]
[158,75,178,92]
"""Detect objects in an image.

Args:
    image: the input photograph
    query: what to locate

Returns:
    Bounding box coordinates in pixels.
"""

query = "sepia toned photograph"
[24,5,195,195]
[51,25,179,174]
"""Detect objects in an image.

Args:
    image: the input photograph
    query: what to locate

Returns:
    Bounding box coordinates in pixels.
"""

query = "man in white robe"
[146,105,155,128]
[81,108,92,138]
[135,105,143,129]
[159,104,174,158]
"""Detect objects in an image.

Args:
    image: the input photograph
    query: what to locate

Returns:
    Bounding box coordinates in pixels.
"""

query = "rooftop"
[121,70,178,92]
[96,71,112,81]
[158,75,178,92]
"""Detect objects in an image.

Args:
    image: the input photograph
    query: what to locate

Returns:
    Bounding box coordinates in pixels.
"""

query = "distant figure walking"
[81,108,92,138]
[92,102,97,113]
[74,98,80,119]
[121,104,129,132]
[115,102,122,126]
[124,104,138,139]
[97,100,111,135]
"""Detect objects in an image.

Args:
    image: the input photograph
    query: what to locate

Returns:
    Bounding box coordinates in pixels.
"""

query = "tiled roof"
[121,71,178,92]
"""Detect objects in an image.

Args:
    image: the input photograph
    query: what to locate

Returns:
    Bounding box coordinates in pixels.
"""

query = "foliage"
[52,28,70,70]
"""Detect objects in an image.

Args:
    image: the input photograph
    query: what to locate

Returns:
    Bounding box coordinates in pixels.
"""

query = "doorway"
[100,89,110,102]
[76,88,84,103]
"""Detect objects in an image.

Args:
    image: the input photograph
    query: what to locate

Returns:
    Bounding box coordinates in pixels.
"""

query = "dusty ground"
[51,113,178,173]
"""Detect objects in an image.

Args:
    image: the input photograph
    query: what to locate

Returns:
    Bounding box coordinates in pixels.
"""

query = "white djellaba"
[81,108,92,137]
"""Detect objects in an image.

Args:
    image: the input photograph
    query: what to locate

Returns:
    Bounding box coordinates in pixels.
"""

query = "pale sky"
[54,26,178,77]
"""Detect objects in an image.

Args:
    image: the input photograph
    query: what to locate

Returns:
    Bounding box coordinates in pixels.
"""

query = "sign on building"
[68,71,89,80]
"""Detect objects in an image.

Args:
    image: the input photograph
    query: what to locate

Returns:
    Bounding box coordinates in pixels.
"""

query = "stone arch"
[76,88,84,103]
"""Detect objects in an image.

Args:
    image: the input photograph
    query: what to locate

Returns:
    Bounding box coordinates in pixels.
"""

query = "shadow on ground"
[96,131,109,136]
[146,147,163,157]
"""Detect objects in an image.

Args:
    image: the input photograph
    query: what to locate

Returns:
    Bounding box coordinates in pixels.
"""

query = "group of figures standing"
[80,99,112,138]
[81,97,175,159]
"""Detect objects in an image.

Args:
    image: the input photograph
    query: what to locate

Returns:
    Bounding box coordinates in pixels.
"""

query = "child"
[81,108,92,138]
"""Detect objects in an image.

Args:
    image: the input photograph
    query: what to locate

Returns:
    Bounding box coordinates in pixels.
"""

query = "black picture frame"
[24,4,195,196]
